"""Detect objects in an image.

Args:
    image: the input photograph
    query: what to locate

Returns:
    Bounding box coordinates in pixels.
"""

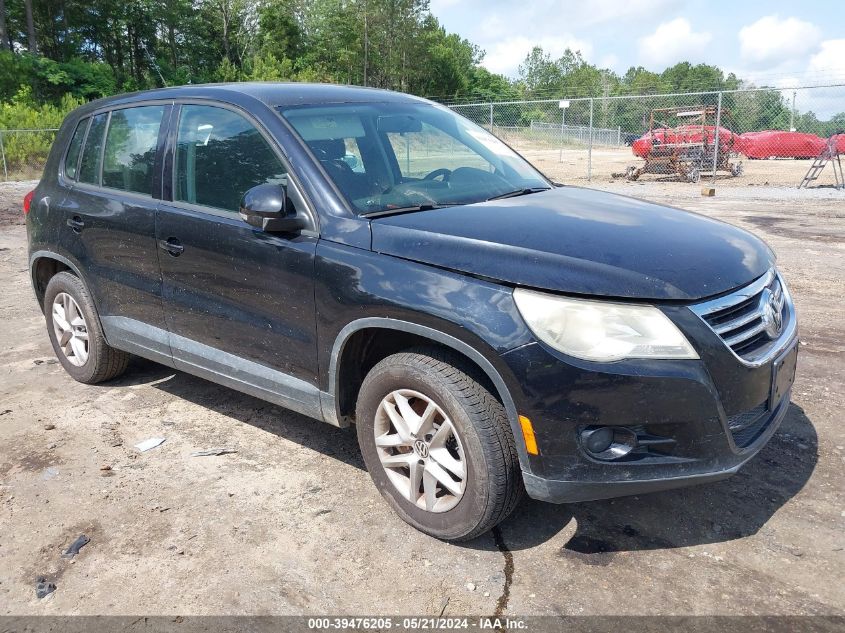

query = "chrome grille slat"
[713,309,762,334]
[723,321,767,347]
[690,268,795,367]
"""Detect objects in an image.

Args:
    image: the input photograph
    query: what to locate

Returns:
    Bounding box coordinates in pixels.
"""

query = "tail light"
[23,190,34,215]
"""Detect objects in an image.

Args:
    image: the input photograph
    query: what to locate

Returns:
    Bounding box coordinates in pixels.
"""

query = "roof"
[76,82,427,115]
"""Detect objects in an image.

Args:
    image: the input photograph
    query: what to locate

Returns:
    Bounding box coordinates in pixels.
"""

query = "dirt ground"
[0,179,843,617]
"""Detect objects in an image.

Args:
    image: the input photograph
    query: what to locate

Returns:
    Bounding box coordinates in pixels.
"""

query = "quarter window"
[64,118,88,180]
[102,106,164,196]
[174,105,286,214]
[78,113,108,185]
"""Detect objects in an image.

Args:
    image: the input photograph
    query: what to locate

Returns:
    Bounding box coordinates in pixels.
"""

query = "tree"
[0,0,9,52]
[24,0,36,52]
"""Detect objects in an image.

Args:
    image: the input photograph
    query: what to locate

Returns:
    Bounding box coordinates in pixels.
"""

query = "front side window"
[78,113,108,185]
[64,118,88,180]
[102,105,165,196]
[174,105,286,214]
[280,102,549,214]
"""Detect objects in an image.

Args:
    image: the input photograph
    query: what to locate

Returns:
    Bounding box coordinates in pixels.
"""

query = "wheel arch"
[30,251,85,310]
[29,251,108,342]
[324,317,533,473]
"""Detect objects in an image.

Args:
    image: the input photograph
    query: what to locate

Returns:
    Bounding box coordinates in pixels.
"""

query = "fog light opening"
[580,426,637,461]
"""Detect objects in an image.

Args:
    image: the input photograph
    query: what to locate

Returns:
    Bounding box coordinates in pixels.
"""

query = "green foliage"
[247,52,295,82]
[0,88,84,176]
[0,0,837,173]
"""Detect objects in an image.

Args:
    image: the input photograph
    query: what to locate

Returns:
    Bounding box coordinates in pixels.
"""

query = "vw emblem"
[413,439,429,459]
[760,288,782,339]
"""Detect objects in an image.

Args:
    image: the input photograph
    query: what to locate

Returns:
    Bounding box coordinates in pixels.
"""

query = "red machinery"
[624,106,742,182]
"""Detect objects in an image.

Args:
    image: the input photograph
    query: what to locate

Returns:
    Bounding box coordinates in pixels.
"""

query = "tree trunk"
[220,1,231,63]
[24,0,37,53]
[169,23,177,67]
[0,0,8,52]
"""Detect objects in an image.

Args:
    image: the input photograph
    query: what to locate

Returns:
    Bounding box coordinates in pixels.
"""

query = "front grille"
[691,269,792,364]
[726,402,775,447]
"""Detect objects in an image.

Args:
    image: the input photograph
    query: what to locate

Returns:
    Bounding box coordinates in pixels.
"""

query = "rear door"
[59,103,171,358]
[156,102,320,415]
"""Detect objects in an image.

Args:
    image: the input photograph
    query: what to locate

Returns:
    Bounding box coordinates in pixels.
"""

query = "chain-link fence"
[0,128,59,181]
[3,86,845,189]
[449,85,845,189]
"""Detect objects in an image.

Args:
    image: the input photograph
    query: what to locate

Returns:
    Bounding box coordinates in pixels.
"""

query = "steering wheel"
[423,168,452,182]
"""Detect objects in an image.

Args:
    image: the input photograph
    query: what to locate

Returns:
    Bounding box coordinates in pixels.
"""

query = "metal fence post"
[559,107,564,162]
[489,102,494,133]
[0,132,7,182]
[617,126,621,146]
[712,91,722,185]
[587,98,594,181]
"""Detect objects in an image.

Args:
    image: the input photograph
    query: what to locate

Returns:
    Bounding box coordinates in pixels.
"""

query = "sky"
[430,0,845,114]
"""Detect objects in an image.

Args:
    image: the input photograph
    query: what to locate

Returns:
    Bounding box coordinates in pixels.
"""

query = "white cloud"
[738,15,821,67]
[429,0,461,11]
[599,53,620,70]
[482,35,594,77]
[808,39,845,77]
[637,18,712,69]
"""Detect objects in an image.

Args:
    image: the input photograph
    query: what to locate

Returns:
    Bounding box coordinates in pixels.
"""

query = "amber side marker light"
[518,415,539,455]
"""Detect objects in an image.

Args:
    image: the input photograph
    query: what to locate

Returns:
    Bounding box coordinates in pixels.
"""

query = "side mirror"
[239,182,307,233]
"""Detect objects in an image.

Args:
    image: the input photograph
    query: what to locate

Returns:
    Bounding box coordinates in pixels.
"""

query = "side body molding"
[322,317,532,473]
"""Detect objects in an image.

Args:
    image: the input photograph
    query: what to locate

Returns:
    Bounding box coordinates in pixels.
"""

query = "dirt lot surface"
[0,180,843,616]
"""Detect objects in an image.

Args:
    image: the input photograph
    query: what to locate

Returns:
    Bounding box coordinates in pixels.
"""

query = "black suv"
[25,83,798,540]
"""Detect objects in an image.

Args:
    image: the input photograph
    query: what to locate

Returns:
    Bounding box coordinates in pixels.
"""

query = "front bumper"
[521,393,790,503]
[500,325,798,504]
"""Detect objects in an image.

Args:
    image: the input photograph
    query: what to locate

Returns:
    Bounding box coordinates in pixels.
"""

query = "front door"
[156,103,320,416]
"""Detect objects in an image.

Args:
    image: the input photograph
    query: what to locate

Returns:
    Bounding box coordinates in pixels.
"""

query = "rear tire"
[356,347,523,541]
[44,271,129,384]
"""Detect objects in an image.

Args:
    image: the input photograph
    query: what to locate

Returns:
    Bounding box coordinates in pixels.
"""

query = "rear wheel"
[44,271,129,384]
[356,348,523,541]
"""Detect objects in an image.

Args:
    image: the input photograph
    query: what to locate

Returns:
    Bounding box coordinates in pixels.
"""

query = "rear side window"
[102,106,165,196]
[64,118,88,180]
[78,113,108,185]
[174,105,286,214]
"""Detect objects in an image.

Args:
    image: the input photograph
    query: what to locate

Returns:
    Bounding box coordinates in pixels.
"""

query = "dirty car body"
[26,83,798,538]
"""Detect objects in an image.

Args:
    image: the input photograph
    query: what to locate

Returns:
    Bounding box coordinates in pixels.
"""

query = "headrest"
[309,139,346,161]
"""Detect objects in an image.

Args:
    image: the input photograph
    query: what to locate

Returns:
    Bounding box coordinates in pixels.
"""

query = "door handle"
[159,237,184,256]
[66,216,84,233]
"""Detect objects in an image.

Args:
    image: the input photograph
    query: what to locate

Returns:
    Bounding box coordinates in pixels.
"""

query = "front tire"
[356,348,523,541]
[44,271,129,384]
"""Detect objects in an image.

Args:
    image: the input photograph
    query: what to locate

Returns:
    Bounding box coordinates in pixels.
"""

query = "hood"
[370,187,774,301]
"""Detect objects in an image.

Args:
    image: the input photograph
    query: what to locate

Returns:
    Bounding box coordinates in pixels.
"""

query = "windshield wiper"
[486,187,550,201]
[361,203,456,219]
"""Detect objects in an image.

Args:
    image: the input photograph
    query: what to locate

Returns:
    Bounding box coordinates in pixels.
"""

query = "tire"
[43,271,129,384]
[356,347,523,541]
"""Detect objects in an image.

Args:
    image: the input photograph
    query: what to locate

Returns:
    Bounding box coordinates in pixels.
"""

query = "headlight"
[513,288,699,362]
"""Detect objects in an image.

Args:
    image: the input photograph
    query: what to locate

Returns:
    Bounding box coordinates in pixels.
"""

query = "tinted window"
[79,113,108,185]
[174,105,286,214]
[64,118,88,180]
[102,106,164,196]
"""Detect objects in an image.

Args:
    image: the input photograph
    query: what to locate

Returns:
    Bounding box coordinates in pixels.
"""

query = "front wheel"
[356,348,523,541]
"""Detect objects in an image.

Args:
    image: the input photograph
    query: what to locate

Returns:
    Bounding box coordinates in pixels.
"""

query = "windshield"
[279,101,550,214]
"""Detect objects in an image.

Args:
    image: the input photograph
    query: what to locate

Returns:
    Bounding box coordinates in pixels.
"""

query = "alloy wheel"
[51,292,89,367]
[374,389,467,513]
